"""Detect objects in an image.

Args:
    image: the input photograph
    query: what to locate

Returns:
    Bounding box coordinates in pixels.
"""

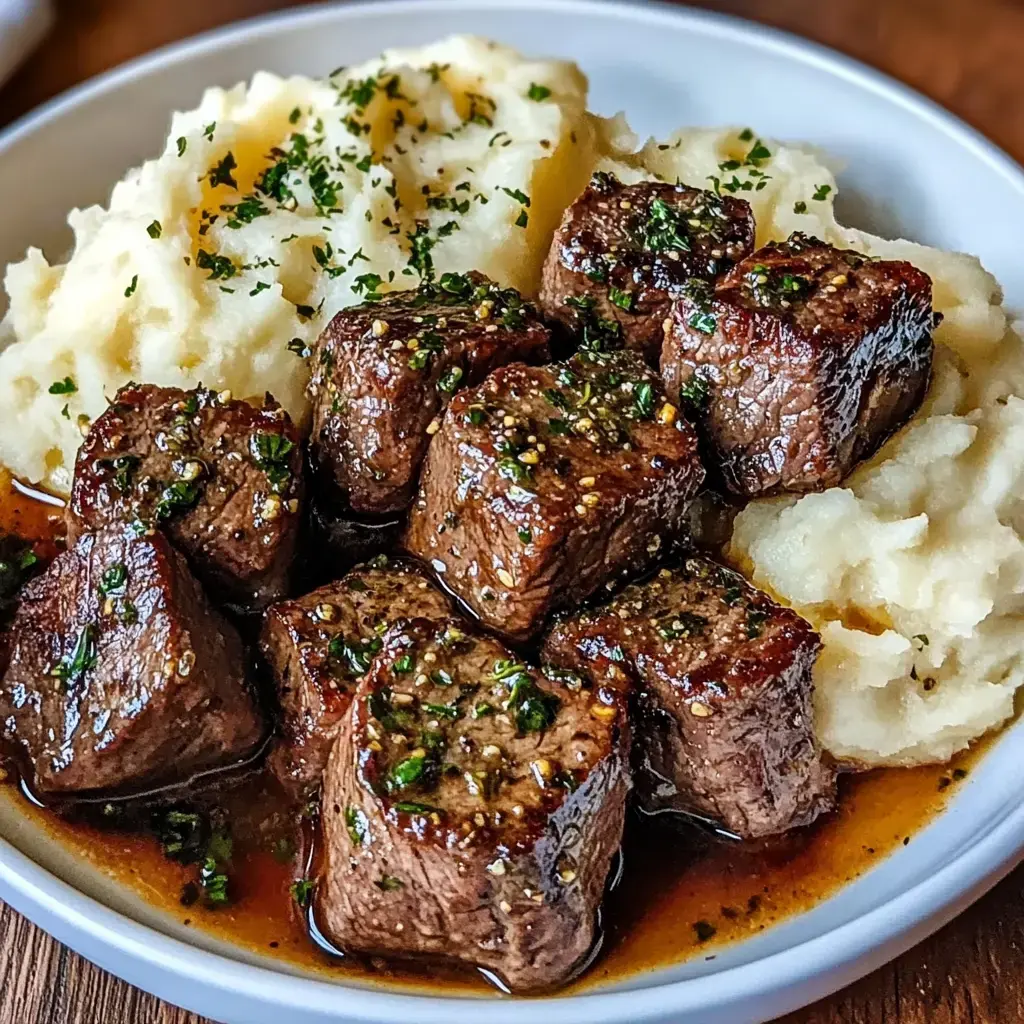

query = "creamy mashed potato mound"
[1,36,1022,767]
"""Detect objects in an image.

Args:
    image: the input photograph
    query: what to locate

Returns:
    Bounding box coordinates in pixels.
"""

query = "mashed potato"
[1,36,1022,768]
[0,37,600,493]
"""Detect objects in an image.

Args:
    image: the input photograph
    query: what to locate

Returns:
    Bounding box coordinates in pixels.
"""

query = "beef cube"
[540,173,755,363]
[66,384,304,611]
[542,556,834,839]
[662,232,934,496]
[0,523,263,796]
[308,272,550,515]
[260,557,451,797]
[403,349,705,641]
[319,616,630,992]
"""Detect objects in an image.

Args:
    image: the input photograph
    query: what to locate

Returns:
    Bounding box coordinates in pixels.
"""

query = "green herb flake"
[208,151,238,189]
[374,875,404,892]
[289,879,314,907]
[633,381,655,419]
[793,200,807,214]
[812,184,832,201]
[392,654,414,675]
[688,311,716,335]
[176,137,187,157]
[48,376,77,396]
[99,563,128,595]
[124,275,138,298]
[609,287,635,312]
[527,83,552,101]
[146,220,162,239]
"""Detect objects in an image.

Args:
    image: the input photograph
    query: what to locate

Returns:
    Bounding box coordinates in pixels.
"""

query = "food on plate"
[319,615,630,991]
[540,173,755,362]
[0,30,1019,995]
[403,348,705,640]
[0,522,263,795]
[543,556,833,838]
[66,383,304,611]
[662,232,934,496]
[260,557,451,796]
[308,272,550,515]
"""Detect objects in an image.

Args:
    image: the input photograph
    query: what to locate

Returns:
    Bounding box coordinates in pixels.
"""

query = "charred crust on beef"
[539,174,755,362]
[661,232,934,495]
[66,383,304,610]
[402,348,705,641]
[318,616,630,992]
[0,523,263,796]
[542,556,835,839]
[307,272,550,516]
[261,557,451,797]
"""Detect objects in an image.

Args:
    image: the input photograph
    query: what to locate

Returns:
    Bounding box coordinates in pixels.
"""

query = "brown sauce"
[0,468,981,995]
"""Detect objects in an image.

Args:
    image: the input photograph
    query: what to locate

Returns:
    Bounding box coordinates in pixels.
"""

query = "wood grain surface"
[1,1,1022,1022]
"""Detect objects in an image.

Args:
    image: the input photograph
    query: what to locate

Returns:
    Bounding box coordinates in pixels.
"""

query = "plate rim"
[1,1,1023,1021]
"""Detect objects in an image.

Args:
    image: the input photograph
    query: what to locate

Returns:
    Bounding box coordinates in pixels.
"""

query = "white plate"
[1,2,1023,1022]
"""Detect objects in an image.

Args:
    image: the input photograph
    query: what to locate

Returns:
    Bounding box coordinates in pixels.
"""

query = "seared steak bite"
[261,558,451,797]
[319,616,630,992]
[308,272,550,516]
[66,384,304,611]
[0,523,263,796]
[662,232,934,496]
[403,349,705,641]
[543,556,834,839]
[540,173,755,362]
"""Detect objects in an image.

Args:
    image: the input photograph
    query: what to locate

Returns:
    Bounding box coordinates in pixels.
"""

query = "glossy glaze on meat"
[403,348,705,641]
[261,558,451,797]
[543,556,834,839]
[540,173,755,362]
[0,523,263,796]
[66,383,304,611]
[308,273,550,515]
[318,615,630,991]
[662,232,934,495]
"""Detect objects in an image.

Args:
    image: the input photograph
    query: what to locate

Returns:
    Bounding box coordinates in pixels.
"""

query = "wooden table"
[1,1,1023,1021]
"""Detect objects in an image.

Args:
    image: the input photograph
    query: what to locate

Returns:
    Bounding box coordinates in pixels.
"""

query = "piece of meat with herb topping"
[662,232,934,496]
[0,522,263,796]
[539,173,755,363]
[318,615,630,992]
[403,348,705,641]
[543,556,834,839]
[308,271,550,516]
[66,383,304,612]
[260,556,451,797]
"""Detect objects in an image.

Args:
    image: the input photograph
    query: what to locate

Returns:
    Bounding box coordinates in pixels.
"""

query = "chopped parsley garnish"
[679,374,711,409]
[495,662,560,735]
[738,128,754,141]
[146,220,162,239]
[155,480,201,521]
[289,107,301,125]
[639,198,690,253]
[500,186,531,207]
[422,702,460,721]
[352,272,384,300]
[195,249,237,281]
[202,122,216,141]
[392,654,414,675]
[517,527,532,544]
[793,200,807,214]
[633,381,655,419]
[289,879,314,907]
[345,806,369,847]
[527,82,552,101]
[609,287,635,312]
[812,184,832,201]
[176,137,187,157]
[124,275,138,298]
[744,140,771,166]
[656,612,707,641]
[688,311,716,334]
[222,196,270,227]
[387,753,427,791]
[108,454,140,493]
[53,624,98,686]
[746,609,768,639]
[48,376,77,396]
[374,874,404,892]
[250,431,294,492]
[99,563,128,595]
[208,152,238,189]
[515,209,529,229]
[437,365,464,393]
[257,161,293,204]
